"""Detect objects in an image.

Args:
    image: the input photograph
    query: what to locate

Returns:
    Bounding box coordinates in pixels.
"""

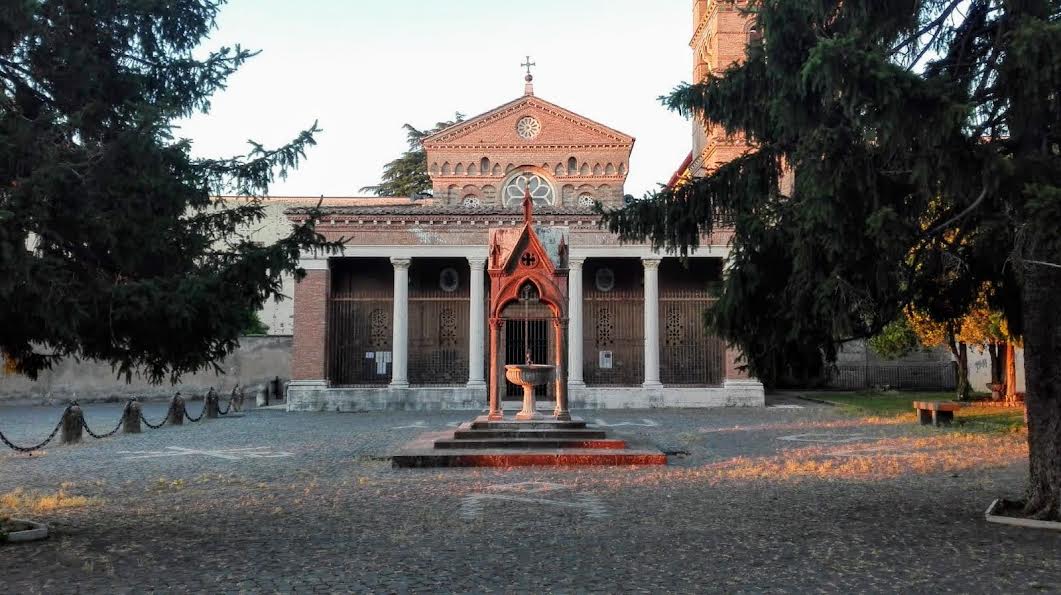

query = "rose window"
[503,173,554,207]
[516,116,541,139]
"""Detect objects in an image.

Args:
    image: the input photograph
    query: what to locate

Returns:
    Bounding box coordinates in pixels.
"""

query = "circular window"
[439,268,460,292]
[516,116,541,139]
[594,267,616,292]
[578,193,595,207]
[503,173,554,207]
[462,196,481,207]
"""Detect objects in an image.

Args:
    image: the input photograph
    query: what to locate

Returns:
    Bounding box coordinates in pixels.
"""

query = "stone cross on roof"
[522,55,536,96]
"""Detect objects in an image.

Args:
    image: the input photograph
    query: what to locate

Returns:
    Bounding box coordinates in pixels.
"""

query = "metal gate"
[327,294,393,386]
[583,288,644,386]
[659,290,725,385]
[409,289,470,385]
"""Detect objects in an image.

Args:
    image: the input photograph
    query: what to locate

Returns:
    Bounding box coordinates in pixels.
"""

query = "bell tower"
[689,1,755,177]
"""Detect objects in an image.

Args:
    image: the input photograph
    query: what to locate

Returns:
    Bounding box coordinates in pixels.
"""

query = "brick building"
[284,4,765,411]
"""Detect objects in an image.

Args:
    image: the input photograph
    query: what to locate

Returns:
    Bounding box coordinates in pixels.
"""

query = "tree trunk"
[1021,264,1061,521]
[949,338,972,401]
[1005,342,1019,402]
[988,343,1004,400]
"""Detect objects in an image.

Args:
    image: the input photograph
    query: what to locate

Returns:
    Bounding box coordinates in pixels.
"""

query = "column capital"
[466,256,487,270]
[641,257,662,270]
[390,257,412,269]
[568,257,586,269]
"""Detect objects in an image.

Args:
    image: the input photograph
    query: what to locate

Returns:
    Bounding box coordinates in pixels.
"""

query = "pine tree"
[602,1,1061,519]
[0,0,335,383]
[360,114,464,197]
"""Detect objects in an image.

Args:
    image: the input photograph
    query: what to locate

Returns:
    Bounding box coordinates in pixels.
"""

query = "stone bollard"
[205,388,219,419]
[167,393,185,426]
[123,401,142,434]
[61,404,84,444]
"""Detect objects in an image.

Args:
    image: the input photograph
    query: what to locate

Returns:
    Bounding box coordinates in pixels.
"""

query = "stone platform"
[391,416,667,468]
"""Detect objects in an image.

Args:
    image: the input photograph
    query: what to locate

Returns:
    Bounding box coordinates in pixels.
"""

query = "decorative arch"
[568,157,578,175]
[492,163,502,176]
[455,163,465,175]
[506,163,516,173]
[593,163,603,176]
[467,162,478,175]
[580,163,590,176]
[442,162,451,176]
[481,157,490,173]
[554,164,564,177]
[618,163,627,175]
[430,162,439,175]
[605,163,616,175]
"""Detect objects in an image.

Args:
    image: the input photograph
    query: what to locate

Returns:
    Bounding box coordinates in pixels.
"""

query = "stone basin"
[505,364,555,421]
[505,364,555,387]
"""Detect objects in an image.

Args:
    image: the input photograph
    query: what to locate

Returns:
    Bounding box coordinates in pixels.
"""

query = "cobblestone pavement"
[1,398,1058,593]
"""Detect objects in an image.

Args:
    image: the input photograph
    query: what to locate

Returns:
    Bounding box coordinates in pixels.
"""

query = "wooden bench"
[913,401,964,426]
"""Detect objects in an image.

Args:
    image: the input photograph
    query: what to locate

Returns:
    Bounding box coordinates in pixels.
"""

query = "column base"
[465,380,487,388]
[567,380,586,388]
[389,381,410,389]
[642,381,663,389]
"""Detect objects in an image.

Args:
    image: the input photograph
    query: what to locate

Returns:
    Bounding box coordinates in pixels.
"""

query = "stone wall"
[0,336,292,405]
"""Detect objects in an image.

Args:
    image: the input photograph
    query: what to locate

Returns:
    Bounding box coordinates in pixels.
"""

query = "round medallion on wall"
[439,267,460,293]
[595,267,616,292]
[516,116,541,139]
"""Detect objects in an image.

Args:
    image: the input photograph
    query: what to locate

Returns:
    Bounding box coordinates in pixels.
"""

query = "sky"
[178,0,695,198]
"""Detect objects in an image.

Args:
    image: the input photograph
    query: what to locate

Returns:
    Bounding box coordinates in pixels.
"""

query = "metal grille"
[501,318,553,399]
[659,290,725,385]
[409,288,470,385]
[583,289,644,386]
[327,295,393,386]
[827,363,957,390]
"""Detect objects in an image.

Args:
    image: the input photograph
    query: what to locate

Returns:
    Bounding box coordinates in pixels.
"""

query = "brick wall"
[292,269,329,381]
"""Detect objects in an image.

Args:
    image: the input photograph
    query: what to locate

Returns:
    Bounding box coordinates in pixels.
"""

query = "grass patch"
[0,487,97,515]
[801,391,1025,433]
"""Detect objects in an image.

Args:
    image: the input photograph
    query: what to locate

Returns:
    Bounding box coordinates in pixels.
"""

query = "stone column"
[487,318,503,420]
[467,257,487,388]
[567,258,585,387]
[553,318,572,421]
[390,257,411,389]
[642,258,663,388]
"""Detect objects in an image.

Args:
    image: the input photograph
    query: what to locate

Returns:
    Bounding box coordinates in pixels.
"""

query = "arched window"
[480,157,490,173]
[502,172,555,207]
[568,157,578,175]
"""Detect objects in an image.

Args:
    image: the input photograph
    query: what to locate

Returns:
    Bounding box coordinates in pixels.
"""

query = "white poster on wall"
[599,351,613,369]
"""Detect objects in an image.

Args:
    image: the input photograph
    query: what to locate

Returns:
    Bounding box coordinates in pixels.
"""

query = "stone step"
[433,438,627,450]
[453,429,608,440]
[469,417,588,430]
[392,449,668,468]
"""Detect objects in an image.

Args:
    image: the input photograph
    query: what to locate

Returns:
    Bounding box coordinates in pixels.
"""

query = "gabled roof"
[422,94,635,146]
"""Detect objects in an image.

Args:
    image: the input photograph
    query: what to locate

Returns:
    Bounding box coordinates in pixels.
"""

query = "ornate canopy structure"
[487,190,570,420]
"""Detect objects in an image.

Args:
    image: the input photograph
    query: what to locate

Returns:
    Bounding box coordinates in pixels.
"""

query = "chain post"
[124,400,143,433]
[205,388,219,419]
[167,393,185,426]
[61,404,84,444]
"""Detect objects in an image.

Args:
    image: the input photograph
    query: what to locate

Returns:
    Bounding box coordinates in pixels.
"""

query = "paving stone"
[0,403,1057,592]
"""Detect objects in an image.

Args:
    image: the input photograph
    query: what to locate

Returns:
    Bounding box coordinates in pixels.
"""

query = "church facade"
[284,1,764,411]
